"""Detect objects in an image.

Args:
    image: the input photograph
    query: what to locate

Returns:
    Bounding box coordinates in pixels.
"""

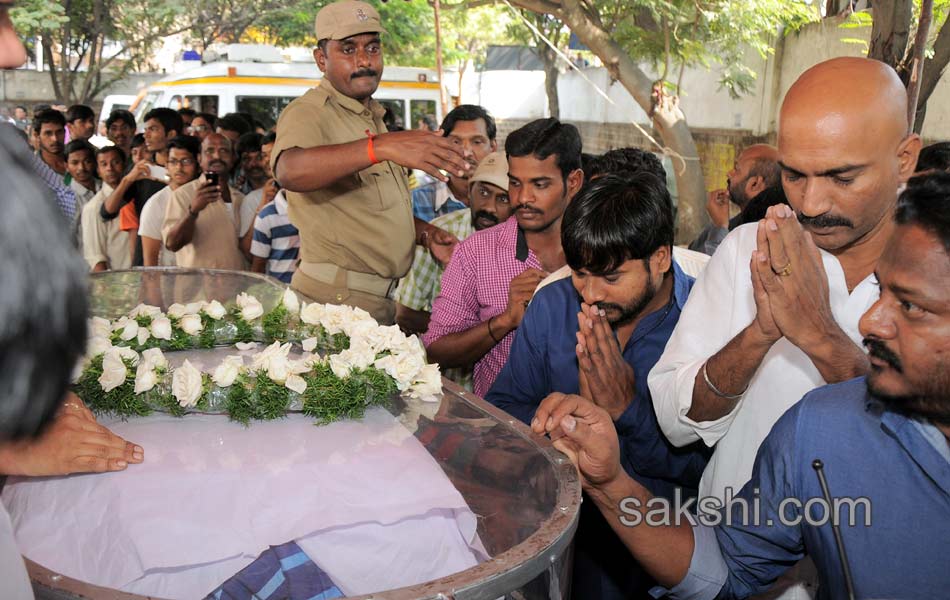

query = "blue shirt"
[668,377,950,600]
[486,262,712,600]
[411,179,466,222]
[486,261,710,498]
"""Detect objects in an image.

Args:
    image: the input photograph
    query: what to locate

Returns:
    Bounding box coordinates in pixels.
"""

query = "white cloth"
[69,178,100,247]
[138,187,177,267]
[0,503,33,599]
[221,191,259,237]
[648,223,879,500]
[534,246,710,294]
[80,184,132,270]
[2,408,481,598]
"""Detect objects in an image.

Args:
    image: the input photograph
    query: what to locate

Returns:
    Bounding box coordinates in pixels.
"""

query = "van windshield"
[237,96,296,130]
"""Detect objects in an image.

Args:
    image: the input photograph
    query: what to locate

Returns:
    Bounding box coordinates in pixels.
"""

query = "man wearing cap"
[271,0,472,324]
[394,152,514,388]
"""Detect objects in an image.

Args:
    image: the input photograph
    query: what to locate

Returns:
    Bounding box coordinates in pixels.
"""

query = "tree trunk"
[540,44,560,119]
[518,0,707,242]
[868,0,912,71]
[913,19,950,133]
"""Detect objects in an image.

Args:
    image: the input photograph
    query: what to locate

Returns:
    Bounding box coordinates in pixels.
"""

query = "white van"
[132,44,443,131]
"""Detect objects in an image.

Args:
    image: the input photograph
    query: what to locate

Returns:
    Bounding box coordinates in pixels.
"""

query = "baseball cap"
[315,0,387,41]
[469,151,509,192]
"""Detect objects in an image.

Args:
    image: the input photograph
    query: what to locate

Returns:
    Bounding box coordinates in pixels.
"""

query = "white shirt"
[81,184,132,271]
[648,223,879,500]
[138,187,177,267]
[69,178,100,246]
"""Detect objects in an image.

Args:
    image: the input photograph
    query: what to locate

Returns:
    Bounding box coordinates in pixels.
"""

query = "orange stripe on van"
[151,76,440,90]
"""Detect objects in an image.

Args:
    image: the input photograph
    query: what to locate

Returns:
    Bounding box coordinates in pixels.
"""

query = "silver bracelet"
[702,361,746,400]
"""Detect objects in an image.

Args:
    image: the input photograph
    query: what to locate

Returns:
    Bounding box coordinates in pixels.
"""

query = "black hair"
[216,113,251,136]
[897,172,950,253]
[96,144,126,165]
[580,152,600,178]
[0,126,88,441]
[178,107,197,118]
[586,147,667,182]
[15,105,26,112]
[317,39,328,53]
[65,104,95,123]
[166,135,201,161]
[261,131,277,146]
[130,133,146,149]
[32,103,52,115]
[194,112,218,129]
[738,184,789,226]
[143,107,183,137]
[105,109,135,131]
[562,172,674,276]
[747,154,781,189]
[505,117,582,180]
[32,108,66,130]
[916,141,950,173]
[64,138,96,161]
[236,131,263,158]
[440,104,497,140]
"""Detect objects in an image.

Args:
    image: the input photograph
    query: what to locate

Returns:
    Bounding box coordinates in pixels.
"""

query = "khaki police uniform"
[270,0,414,324]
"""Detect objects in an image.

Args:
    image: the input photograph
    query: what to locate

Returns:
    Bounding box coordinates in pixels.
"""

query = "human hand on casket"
[531,393,622,490]
[0,393,144,476]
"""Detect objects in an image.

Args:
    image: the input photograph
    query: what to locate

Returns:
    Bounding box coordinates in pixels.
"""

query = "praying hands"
[575,302,636,421]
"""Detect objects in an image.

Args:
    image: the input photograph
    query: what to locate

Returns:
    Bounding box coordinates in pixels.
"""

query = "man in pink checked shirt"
[424,118,584,397]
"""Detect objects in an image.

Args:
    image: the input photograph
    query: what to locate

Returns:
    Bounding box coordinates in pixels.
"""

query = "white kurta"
[648,223,879,500]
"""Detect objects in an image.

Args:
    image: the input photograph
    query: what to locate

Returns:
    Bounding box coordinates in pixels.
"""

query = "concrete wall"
[0,69,162,110]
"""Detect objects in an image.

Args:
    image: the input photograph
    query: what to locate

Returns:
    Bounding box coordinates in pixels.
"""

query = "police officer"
[272,0,472,324]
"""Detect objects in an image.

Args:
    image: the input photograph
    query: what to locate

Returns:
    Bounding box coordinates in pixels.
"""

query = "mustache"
[351,69,379,79]
[514,204,542,214]
[473,210,498,225]
[798,212,854,229]
[593,302,624,313]
[864,337,903,373]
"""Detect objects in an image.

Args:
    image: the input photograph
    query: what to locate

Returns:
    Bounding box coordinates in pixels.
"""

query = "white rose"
[136,327,150,346]
[343,319,377,344]
[250,341,289,371]
[319,304,352,335]
[288,358,311,375]
[299,302,325,326]
[363,324,407,353]
[130,303,162,319]
[350,306,375,325]
[236,292,264,321]
[285,373,307,394]
[328,353,353,379]
[203,300,227,320]
[89,317,112,339]
[185,302,204,315]
[172,359,203,408]
[374,350,426,390]
[150,316,173,340]
[301,337,318,352]
[235,341,258,351]
[282,288,300,314]
[141,348,168,370]
[166,303,188,318]
[98,349,128,392]
[407,363,443,402]
[86,335,113,358]
[180,313,203,336]
[212,355,244,388]
[118,320,138,341]
[266,354,290,383]
[133,362,159,394]
[112,345,140,365]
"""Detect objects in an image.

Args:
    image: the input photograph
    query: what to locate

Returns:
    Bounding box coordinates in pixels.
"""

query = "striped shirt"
[251,191,300,283]
[423,217,542,397]
[30,152,77,220]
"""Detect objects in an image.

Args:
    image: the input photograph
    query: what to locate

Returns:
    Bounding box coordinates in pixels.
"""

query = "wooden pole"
[433,0,448,120]
[907,0,934,132]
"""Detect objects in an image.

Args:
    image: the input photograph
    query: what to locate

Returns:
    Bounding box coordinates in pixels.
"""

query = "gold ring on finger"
[773,263,792,277]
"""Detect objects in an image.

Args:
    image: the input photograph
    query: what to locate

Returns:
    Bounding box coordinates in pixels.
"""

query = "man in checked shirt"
[424,118,584,397]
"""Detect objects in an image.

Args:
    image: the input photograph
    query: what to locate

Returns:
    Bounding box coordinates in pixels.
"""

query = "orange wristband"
[365,130,379,164]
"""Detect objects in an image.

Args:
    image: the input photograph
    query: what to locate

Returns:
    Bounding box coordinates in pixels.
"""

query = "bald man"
[689,144,781,256]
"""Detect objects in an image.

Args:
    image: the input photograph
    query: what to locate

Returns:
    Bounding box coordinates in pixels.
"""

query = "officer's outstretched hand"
[532,392,622,489]
[375,129,475,182]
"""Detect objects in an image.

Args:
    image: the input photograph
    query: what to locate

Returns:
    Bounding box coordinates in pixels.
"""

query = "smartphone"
[204,172,219,187]
[148,164,169,182]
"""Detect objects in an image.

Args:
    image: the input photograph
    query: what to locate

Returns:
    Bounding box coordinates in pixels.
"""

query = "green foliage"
[225,373,255,425]
[253,372,292,420]
[262,304,290,342]
[75,356,152,417]
[302,362,368,424]
[229,307,256,344]
[198,314,216,349]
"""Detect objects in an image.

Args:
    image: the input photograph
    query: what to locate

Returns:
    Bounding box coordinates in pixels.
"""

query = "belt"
[298,262,398,298]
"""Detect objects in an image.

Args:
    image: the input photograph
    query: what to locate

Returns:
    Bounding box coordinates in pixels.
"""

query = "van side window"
[237,96,295,130]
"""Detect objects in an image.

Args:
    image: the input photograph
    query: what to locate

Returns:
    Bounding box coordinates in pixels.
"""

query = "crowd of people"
[2,0,949,599]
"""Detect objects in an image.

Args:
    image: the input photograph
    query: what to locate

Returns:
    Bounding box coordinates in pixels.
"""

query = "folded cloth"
[206,541,342,600]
